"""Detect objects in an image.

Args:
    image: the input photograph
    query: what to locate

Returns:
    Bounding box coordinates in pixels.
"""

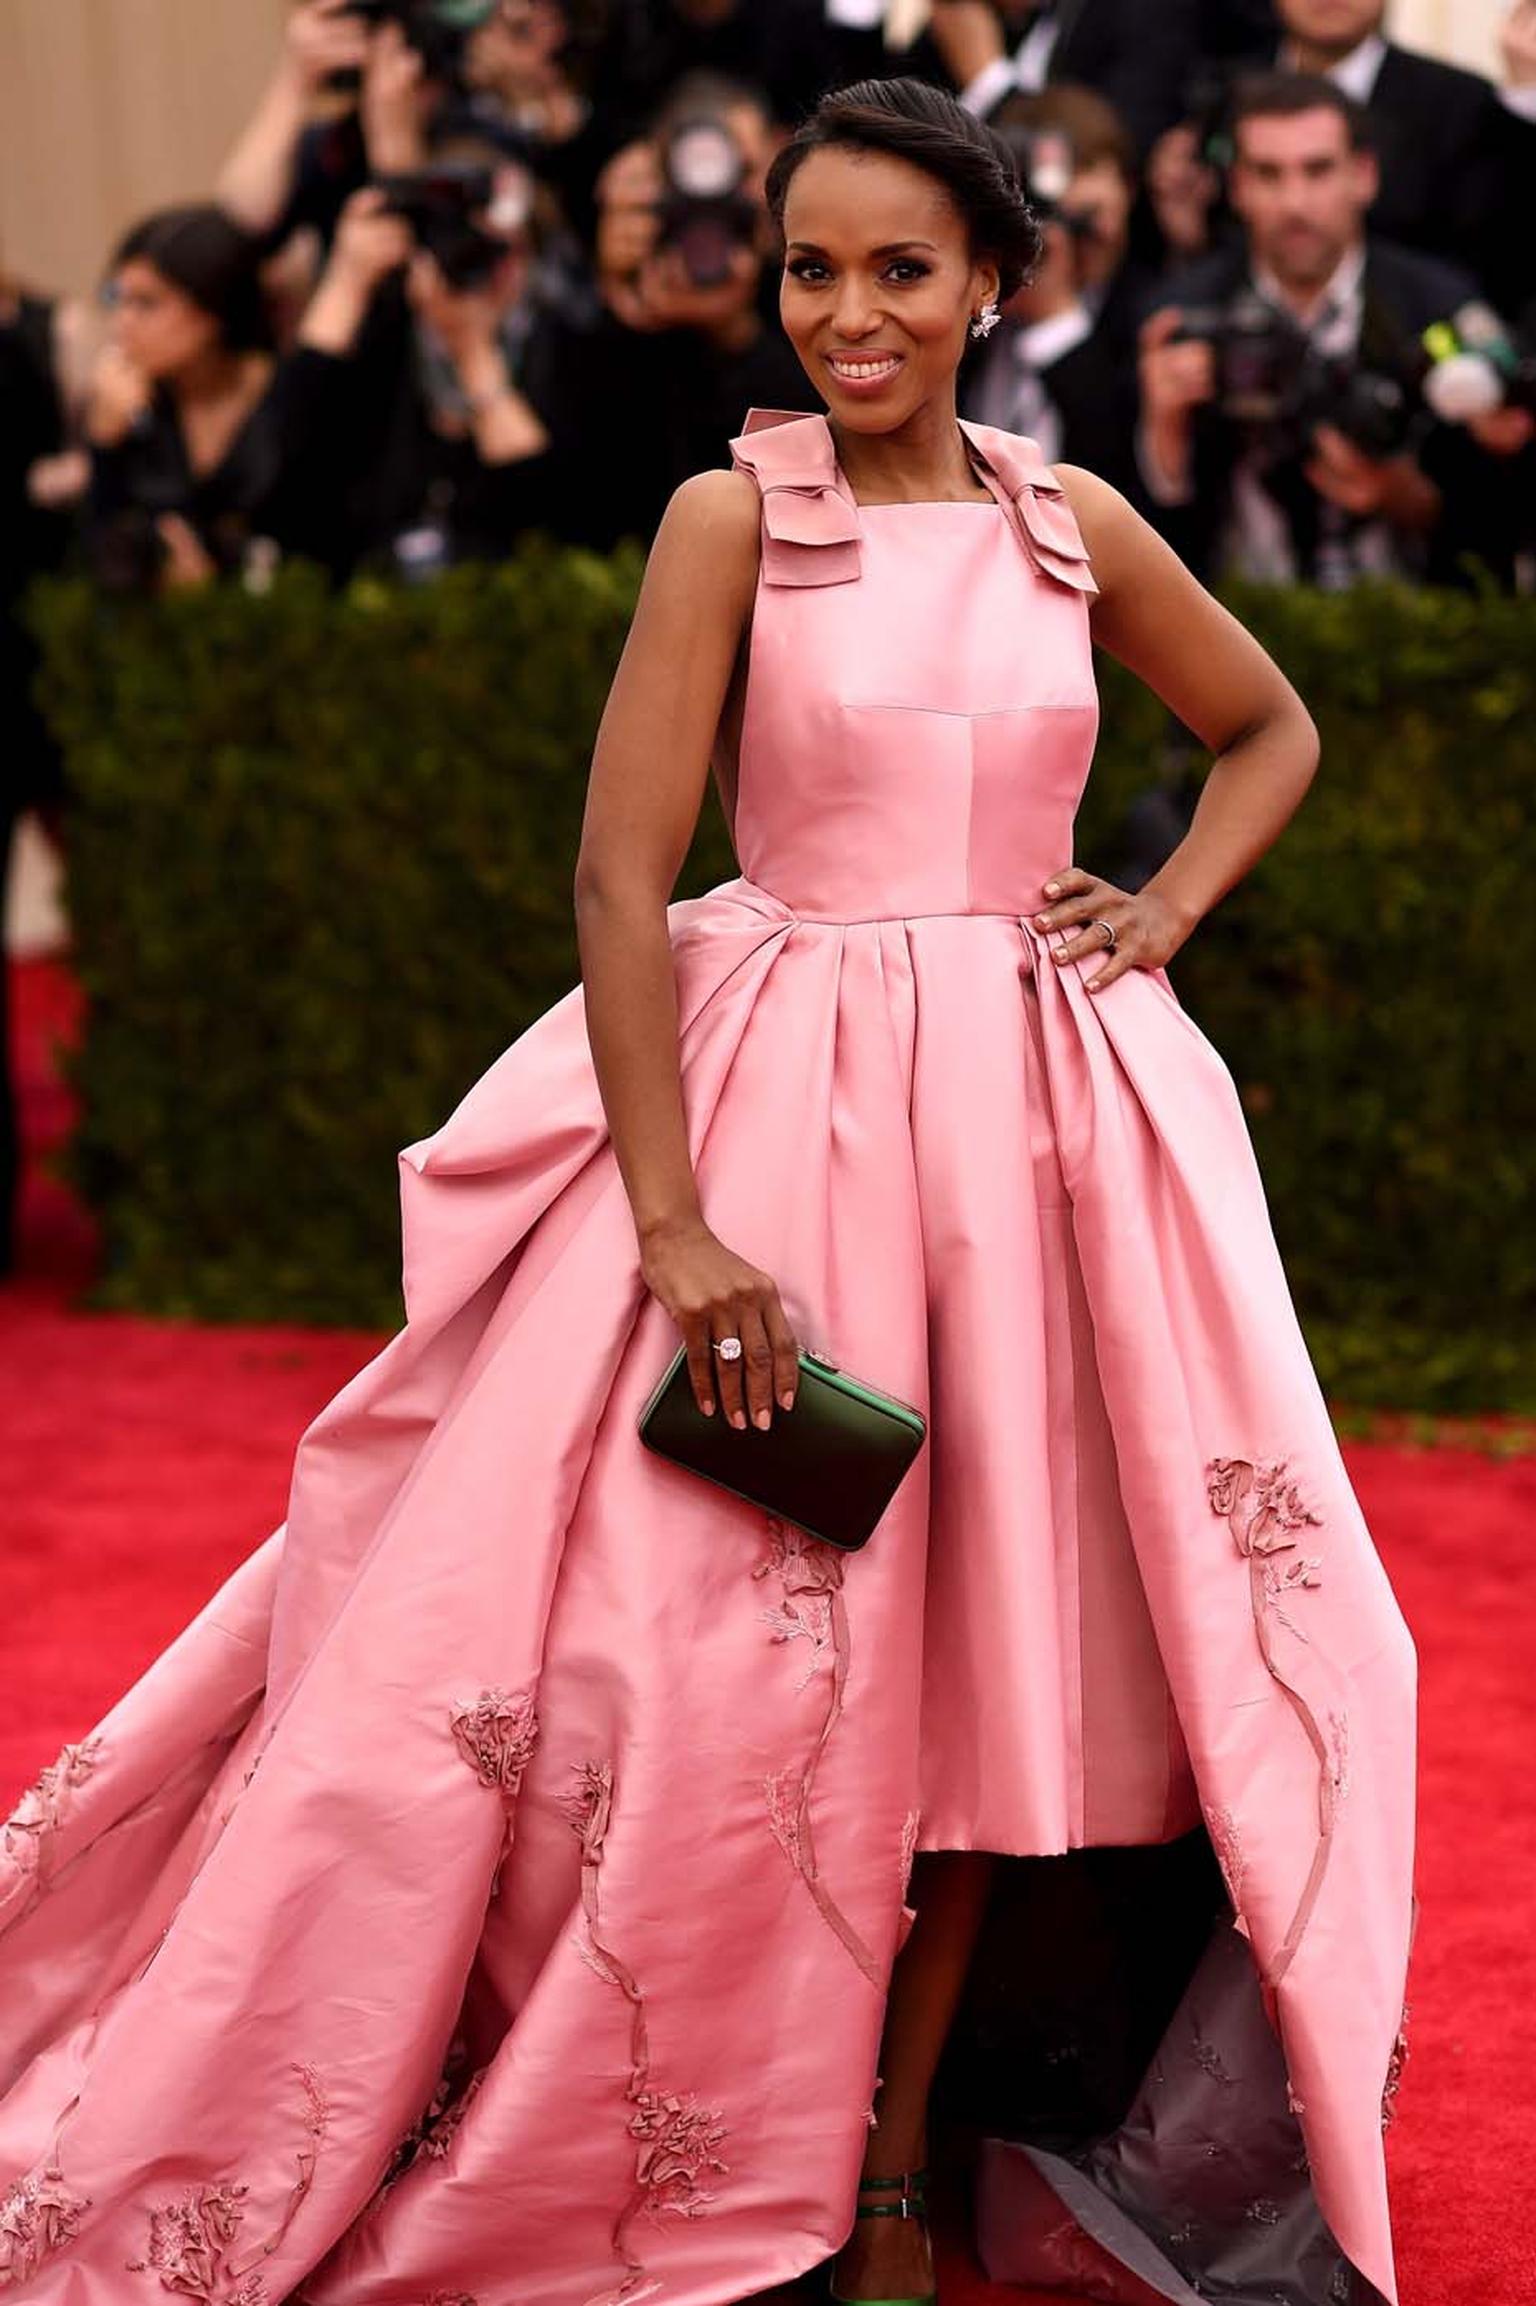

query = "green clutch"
[636,1342,927,1552]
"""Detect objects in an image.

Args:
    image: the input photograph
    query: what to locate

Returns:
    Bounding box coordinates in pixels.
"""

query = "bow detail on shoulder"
[729,408,861,587]
[958,419,1099,599]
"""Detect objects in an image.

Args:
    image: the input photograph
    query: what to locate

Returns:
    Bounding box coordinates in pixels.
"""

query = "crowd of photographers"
[3,0,1536,1271]
[4,0,1536,613]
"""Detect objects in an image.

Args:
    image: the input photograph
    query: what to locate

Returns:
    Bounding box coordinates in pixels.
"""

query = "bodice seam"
[841,699,1097,719]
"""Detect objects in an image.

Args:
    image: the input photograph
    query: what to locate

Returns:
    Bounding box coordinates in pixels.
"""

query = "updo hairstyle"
[764,76,1043,303]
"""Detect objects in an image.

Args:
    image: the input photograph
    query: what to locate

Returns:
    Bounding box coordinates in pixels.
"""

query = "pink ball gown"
[0,409,1416,2306]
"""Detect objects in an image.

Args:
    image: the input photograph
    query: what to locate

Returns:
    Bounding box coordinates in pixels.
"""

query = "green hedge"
[29,555,1536,1413]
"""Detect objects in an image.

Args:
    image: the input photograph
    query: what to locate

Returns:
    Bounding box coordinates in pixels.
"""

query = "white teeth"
[828,355,901,378]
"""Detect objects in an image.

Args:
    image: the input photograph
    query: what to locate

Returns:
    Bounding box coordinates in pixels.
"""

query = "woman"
[0,78,1415,2306]
[85,204,304,589]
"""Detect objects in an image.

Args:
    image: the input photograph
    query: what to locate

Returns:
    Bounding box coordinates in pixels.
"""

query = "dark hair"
[1228,71,1374,155]
[764,77,1043,301]
[651,67,772,139]
[992,82,1138,186]
[108,204,273,353]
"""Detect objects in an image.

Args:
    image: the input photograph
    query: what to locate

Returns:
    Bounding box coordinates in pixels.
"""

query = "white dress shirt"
[956,6,1060,120]
[1138,242,1414,586]
[966,301,1095,464]
[1281,27,1536,125]
[1279,31,1389,105]
[824,0,937,40]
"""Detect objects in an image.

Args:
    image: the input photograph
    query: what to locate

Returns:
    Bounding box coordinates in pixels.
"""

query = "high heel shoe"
[826,2166,938,2306]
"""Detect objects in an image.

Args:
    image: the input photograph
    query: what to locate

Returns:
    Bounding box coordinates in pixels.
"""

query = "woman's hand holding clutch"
[638,1215,801,1430]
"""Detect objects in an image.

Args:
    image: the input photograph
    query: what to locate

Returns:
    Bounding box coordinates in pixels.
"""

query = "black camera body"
[377,163,504,287]
[654,116,758,290]
[1172,292,1423,463]
[991,122,1096,241]
[339,0,497,90]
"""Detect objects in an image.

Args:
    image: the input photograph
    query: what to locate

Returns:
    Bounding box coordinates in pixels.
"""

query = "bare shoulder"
[1050,463,1160,589]
[632,467,761,633]
[656,467,761,561]
[1050,464,1312,758]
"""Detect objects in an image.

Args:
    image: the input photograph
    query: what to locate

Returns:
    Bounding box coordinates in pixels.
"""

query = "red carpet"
[3,954,1532,2306]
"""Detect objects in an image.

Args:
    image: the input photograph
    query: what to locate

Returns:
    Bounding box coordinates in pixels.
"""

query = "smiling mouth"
[824,352,904,382]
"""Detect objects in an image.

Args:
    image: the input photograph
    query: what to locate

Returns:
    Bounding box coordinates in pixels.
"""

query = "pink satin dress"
[0,410,1416,2306]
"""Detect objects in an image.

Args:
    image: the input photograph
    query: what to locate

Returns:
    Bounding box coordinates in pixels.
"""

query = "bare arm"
[1036,464,1320,991]
[573,469,801,1427]
[217,1,369,236]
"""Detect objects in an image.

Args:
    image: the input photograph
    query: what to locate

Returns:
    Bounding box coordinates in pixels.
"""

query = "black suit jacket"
[1143,237,1520,587]
[962,261,1154,507]
[588,0,848,144]
[834,0,1199,157]
[1254,40,1536,311]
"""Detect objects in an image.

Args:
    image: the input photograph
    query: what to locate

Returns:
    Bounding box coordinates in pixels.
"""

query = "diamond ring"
[713,1336,743,1361]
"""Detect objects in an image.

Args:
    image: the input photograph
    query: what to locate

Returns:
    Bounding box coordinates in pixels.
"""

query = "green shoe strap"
[828,2294,937,2305]
[856,2166,928,2192]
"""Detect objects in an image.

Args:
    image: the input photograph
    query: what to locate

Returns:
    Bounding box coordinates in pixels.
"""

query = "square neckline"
[830,423,1003,513]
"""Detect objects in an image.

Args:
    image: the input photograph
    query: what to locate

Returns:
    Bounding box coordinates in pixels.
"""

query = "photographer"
[962,86,1145,496]
[584,70,815,541]
[218,1,505,260]
[288,127,589,574]
[586,1,847,151]
[923,0,1199,159]
[83,205,319,592]
[1137,75,1516,590]
[459,2,612,245]
[1270,0,1536,308]
[1443,290,1536,584]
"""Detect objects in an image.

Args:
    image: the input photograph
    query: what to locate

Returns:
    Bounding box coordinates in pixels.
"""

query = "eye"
[784,256,933,286]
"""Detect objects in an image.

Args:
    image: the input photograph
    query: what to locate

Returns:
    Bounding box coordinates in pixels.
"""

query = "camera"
[336,0,498,92]
[1422,304,1536,424]
[990,121,1096,240]
[1180,62,1238,174]
[377,156,531,286]
[653,113,758,290]
[1171,293,1422,462]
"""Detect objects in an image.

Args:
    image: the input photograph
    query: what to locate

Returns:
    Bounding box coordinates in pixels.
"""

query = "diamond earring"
[969,301,1001,340]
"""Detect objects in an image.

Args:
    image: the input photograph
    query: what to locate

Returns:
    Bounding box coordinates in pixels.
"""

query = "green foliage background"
[30,555,1535,1411]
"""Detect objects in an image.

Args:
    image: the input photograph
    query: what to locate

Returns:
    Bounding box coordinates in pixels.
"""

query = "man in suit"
[847,0,1200,159]
[587,0,849,143]
[1136,73,1518,589]
[961,85,1148,500]
[1268,0,1536,309]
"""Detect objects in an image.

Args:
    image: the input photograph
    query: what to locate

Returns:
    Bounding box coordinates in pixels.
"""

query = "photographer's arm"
[404,254,551,464]
[360,23,429,176]
[295,189,412,357]
[457,346,552,463]
[1035,465,1319,991]
[574,470,802,1427]
[1136,307,1211,504]
[217,0,368,236]
[1304,424,1441,535]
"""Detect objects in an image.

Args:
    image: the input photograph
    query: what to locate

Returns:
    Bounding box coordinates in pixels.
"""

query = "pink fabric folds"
[730,407,862,585]
[0,411,1414,2306]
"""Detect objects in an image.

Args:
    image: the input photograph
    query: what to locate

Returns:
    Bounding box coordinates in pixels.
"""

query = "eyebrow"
[785,239,940,256]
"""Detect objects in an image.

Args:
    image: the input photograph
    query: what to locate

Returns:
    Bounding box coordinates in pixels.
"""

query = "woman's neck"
[829,400,988,506]
[169,344,262,410]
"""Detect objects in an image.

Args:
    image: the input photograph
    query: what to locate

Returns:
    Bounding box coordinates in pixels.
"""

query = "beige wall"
[0,0,1515,298]
[0,0,287,296]
[1394,0,1503,73]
